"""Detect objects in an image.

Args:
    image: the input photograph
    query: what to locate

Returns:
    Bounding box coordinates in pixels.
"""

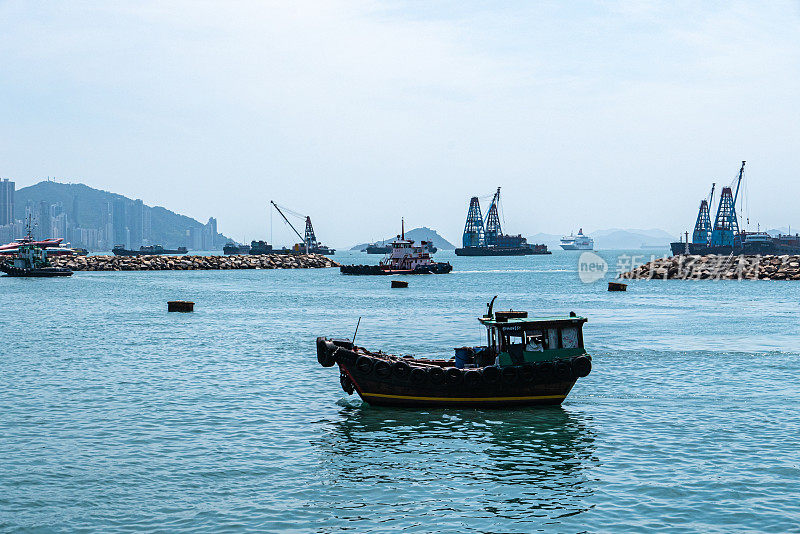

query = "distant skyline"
[2,1,799,248]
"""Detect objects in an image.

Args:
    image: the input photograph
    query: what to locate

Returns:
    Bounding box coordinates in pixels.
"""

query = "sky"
[1,1,799,247]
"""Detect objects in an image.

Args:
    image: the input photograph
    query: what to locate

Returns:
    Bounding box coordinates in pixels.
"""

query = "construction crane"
[484,187,502,246]
[462,196,485,248]
[710,161,745,247]
[691,183,715,245]
[270,201,335,255]
[270,201,308,253]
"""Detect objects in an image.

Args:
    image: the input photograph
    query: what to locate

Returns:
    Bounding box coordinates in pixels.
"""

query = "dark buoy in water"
[168,300,194,312]
[391,280,408,288]
[608,281,627,292]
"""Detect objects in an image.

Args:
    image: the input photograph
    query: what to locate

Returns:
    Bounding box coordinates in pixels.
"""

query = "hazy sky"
[2,1,799,246]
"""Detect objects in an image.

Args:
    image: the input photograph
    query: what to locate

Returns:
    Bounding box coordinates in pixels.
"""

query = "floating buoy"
[391,280,408,288]
[168,300,194,312]
[608,281,627,292]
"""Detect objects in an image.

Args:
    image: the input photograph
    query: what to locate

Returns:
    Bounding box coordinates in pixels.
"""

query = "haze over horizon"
[2,1,799,248]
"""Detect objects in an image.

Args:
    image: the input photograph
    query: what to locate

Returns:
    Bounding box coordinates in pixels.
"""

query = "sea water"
[1,250,799,532]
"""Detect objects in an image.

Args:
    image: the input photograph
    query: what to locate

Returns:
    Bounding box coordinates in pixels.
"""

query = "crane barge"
[270,201,335,255]
[455,187,550,256]
[670,161,800,255]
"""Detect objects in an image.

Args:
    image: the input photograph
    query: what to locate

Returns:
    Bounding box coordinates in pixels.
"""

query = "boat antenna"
[401,218,405,240]
[352,316,362,345]
[486,295,498,318]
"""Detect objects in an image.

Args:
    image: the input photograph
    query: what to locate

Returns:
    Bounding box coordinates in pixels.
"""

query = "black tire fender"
[427,366,445,385]
[410,367,427,385]
[355,355,373,375]
[316,337,336,368]
[500,365,518,385]
[554,359,573,381]
[571,355,592,378]
[392,361,411,380]
[464,370,482,387]
[518,364,535,382]
[445,367,463,385]
[480,365,501,385]
[374,359,392,379]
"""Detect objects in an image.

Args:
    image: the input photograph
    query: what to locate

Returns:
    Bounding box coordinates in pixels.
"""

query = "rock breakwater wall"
[49,254,339,271]
[619,254,800,281]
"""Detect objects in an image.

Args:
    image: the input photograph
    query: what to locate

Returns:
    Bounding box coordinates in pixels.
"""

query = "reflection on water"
[314,404,597,531]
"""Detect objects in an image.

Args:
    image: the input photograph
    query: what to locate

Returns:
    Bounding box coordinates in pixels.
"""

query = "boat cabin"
[479,311,587,366]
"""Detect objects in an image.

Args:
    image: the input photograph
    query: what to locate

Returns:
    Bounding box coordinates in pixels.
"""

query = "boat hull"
[346,369,575,407]
[455,246,550,256]
[0,264,73,277]
[340,262,453,275]
[317,338,589,408]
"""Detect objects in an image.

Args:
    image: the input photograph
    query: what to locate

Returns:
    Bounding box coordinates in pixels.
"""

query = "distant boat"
[223,242,250,255]
[113,244,188,256]
[560,229,594,250]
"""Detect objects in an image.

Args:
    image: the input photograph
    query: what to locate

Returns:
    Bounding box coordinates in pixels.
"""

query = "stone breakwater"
[48,254,339,271]
[619,254,800,281]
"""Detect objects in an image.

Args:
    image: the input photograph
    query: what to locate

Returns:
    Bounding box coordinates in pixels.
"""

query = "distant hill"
[527,232,562,248]
[14,181,229,250]
[591,228,674,249]
[350,226,455,250]
[528,228,674,250]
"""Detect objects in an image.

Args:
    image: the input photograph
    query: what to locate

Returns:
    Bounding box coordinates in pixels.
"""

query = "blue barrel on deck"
[454,347,472,369]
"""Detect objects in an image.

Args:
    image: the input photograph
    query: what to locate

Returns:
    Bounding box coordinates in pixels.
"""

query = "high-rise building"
[130,199,144,248]
[142,208,151,245]
[112,199,127,246]
[0,178,15,226]
[39,200,52,238]
[190,226,204,250]
[205,217,218,249]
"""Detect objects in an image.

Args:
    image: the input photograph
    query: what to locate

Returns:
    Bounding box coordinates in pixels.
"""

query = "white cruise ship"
[560,229,594,250]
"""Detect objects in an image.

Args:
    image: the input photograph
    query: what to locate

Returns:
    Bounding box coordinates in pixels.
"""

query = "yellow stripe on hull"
[360,392,566,402]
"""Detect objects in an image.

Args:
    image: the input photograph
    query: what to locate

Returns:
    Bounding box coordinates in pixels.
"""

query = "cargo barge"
[113,244,188,256]
[670,161,800,256]
[454,188,550,256]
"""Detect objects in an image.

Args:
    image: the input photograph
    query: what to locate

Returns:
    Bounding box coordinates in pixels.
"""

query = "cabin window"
[561,326,579,348]
[524,330,544,351]
[547,328,559,349]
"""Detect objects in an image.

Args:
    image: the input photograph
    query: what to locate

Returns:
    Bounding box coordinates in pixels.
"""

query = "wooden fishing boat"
[316,298,592,408]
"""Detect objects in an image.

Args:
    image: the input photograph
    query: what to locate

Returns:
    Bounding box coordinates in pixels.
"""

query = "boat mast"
[270,201,308,253]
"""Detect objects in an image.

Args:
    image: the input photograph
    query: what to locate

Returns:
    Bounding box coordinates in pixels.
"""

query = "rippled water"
[1,250,799,532]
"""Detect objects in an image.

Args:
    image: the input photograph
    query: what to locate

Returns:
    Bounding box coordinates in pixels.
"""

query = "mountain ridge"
[350,226,456,250]
[14,181,229,249]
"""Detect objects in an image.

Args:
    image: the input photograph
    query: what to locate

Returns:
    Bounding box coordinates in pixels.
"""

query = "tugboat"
[315,297,591,407]
[0,244,73,277]
[341,221,452,275]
